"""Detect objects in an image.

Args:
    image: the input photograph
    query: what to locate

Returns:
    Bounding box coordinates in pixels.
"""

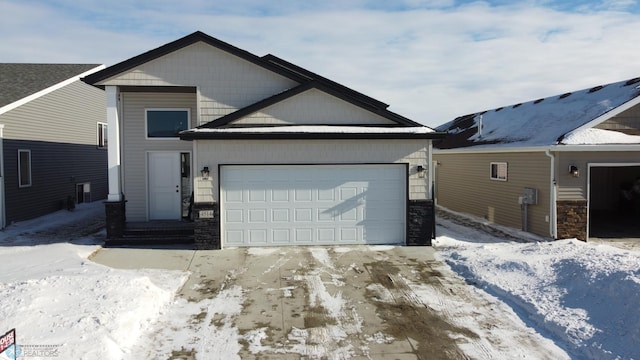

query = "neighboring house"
[83,31,444,249]
[434,77,640,241]
[0,64,108,228]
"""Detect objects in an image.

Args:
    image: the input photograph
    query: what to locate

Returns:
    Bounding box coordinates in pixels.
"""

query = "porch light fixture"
[201,166,210,179]
[416,165,426,178]
[569,165,579,178]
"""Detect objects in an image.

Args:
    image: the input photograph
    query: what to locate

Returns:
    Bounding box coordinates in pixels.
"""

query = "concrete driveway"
[91,245,559,359]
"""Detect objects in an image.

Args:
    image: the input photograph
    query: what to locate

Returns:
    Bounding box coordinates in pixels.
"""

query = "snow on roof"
[184,125,435,134]
[436,77,640,149]
[560,128,640,145]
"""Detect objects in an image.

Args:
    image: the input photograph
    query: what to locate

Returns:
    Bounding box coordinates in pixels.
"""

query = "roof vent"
[559,92,572,99]
[495,107,504,112]
[588,85,604,93]
[534,98,544,104]
[512,103,522,108]
[624,78,640,86]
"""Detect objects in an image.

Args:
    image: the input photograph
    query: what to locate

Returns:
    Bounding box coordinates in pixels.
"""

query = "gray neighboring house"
[434,77,640,241]
[0,64,108,227]
[83,31,445,249]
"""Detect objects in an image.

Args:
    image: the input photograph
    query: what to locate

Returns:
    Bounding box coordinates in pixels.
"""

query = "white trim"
[17,149,32,188]
[489,162,508,181]
[434,144,640,155]
[145,108,190,140]
[0,65,105,116]
[106,86,122,202]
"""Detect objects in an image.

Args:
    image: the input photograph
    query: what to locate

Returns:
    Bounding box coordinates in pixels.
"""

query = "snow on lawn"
[0,203,188,360]
[435,212,640,360]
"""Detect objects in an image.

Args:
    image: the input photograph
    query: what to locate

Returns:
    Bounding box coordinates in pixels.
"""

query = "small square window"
[490,162,508,181]
[146,109,189,138]
[18,149,32,187]
[97,122,108,148]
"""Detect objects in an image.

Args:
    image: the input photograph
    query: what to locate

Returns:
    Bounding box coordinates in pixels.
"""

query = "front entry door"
[148,152,181,220]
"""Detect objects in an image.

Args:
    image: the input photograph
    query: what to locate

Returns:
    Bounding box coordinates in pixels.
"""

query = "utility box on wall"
[522,187,538,205]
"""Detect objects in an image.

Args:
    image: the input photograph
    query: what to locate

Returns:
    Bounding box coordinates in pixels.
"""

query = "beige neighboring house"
[434,77,640,241]
[83,31,445,249]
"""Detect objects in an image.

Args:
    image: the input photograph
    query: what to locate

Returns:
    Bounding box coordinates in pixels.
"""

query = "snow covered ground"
[0,202,638,359]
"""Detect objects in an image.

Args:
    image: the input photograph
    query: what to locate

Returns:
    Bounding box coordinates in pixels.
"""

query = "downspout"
[545,148,557,239]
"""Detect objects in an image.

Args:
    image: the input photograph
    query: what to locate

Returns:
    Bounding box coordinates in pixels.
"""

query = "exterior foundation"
[407,199,435,246]
[104,200,126,239]
[556,200,587,241]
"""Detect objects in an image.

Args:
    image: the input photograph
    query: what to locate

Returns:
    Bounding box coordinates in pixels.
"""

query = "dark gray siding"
[3,139,107,224]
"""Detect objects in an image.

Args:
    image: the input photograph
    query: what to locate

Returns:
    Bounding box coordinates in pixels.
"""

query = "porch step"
[105,221,195,247]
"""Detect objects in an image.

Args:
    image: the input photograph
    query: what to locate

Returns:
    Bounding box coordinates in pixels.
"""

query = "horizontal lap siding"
[0,81,107,223]
[121,92,196,221]
[435,152,551,237]
[195,139,430,203]
[557,151,640,201]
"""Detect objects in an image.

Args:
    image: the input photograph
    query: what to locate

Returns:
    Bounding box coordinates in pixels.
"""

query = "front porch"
[105,220,195,247]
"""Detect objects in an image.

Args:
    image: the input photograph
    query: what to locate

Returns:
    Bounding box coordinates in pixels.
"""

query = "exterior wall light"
[416,165,426,178]
[569,165,579,178]
[201,166,210,179]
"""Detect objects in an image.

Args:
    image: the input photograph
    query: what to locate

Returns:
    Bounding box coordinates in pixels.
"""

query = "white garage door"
[220,164,406,247]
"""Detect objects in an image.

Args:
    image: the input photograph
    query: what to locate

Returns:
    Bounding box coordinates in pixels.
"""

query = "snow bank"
[561,128,640,145]
[435,233,640,359]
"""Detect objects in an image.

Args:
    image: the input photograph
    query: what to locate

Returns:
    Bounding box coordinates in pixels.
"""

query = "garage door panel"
[221,164,406,246]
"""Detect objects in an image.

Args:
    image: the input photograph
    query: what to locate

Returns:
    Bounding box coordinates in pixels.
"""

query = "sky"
[1,0,640,127]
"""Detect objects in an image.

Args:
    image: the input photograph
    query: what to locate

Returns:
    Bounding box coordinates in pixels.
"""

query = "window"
[146,109,189,138]
[18,149,32,188]
[97,122,108,148]
[490,162,508,181]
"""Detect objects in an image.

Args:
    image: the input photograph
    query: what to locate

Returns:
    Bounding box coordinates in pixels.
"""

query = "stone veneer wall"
[104,200,126,239]
[193,202,220,249]
[407,199,435,246]
[556,200,587,241]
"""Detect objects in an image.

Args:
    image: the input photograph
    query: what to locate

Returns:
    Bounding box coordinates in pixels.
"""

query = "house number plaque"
[199,210,214,219]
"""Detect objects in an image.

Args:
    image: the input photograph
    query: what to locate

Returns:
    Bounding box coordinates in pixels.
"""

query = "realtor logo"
[0,329,16,360]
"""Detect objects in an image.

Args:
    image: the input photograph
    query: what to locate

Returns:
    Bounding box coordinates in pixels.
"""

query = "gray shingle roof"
[0,64,101,108]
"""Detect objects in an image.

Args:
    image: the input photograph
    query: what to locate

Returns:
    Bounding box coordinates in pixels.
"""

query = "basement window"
[490,162,508,181]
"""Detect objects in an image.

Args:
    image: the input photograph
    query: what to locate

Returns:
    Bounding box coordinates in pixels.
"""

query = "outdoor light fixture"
[569,165,579,178]
[416,165,426,178]
[201,166,210,179]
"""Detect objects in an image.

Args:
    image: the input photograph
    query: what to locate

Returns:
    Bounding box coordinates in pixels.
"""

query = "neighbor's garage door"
[220,164,406,247]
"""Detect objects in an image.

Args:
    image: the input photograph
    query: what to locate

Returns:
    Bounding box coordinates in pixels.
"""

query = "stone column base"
[104,200,126,239]
[194,202,220,250]
[407,199,435,246]
[556,200,587,241]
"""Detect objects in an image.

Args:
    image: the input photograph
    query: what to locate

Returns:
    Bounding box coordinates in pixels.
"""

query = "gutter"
[544,148,557,239]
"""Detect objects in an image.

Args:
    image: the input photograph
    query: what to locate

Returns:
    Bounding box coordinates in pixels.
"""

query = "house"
[434,77,640,241]
[82,31,445,249]
[0,64,108,228]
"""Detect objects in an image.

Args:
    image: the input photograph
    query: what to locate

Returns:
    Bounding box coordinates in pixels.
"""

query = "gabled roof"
[199,80,422,128]
[0,63,102,109]
[435,77,640,149]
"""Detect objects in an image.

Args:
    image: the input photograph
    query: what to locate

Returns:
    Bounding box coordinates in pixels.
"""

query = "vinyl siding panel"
[121,92,196,221]
[232,89,395,126]
[556,151,640,201]
[98,42,298,125]
[434,152,552,237]
[595,103,640,131]
[0,80,107,223]
[195,139,430,203]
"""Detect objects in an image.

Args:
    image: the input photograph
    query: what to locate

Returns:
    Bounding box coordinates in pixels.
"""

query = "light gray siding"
[121,92,196,221]
[97,42,298,125]
[434,151,552,237]
[595,103,640,132]
[194,139,430,203]
[232,89,396,126]
[0,80,107,222]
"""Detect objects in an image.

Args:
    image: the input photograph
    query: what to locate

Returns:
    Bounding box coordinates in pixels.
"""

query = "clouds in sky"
[1,0,639,126]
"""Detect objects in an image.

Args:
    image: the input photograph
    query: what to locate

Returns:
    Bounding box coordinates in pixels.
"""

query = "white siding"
[97,42,298,125]
[195,139,429,203]
[121,92,195,220]
[232,88,395,126]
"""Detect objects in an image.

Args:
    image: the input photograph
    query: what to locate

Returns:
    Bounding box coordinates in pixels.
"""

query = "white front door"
[148,152,181,220]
